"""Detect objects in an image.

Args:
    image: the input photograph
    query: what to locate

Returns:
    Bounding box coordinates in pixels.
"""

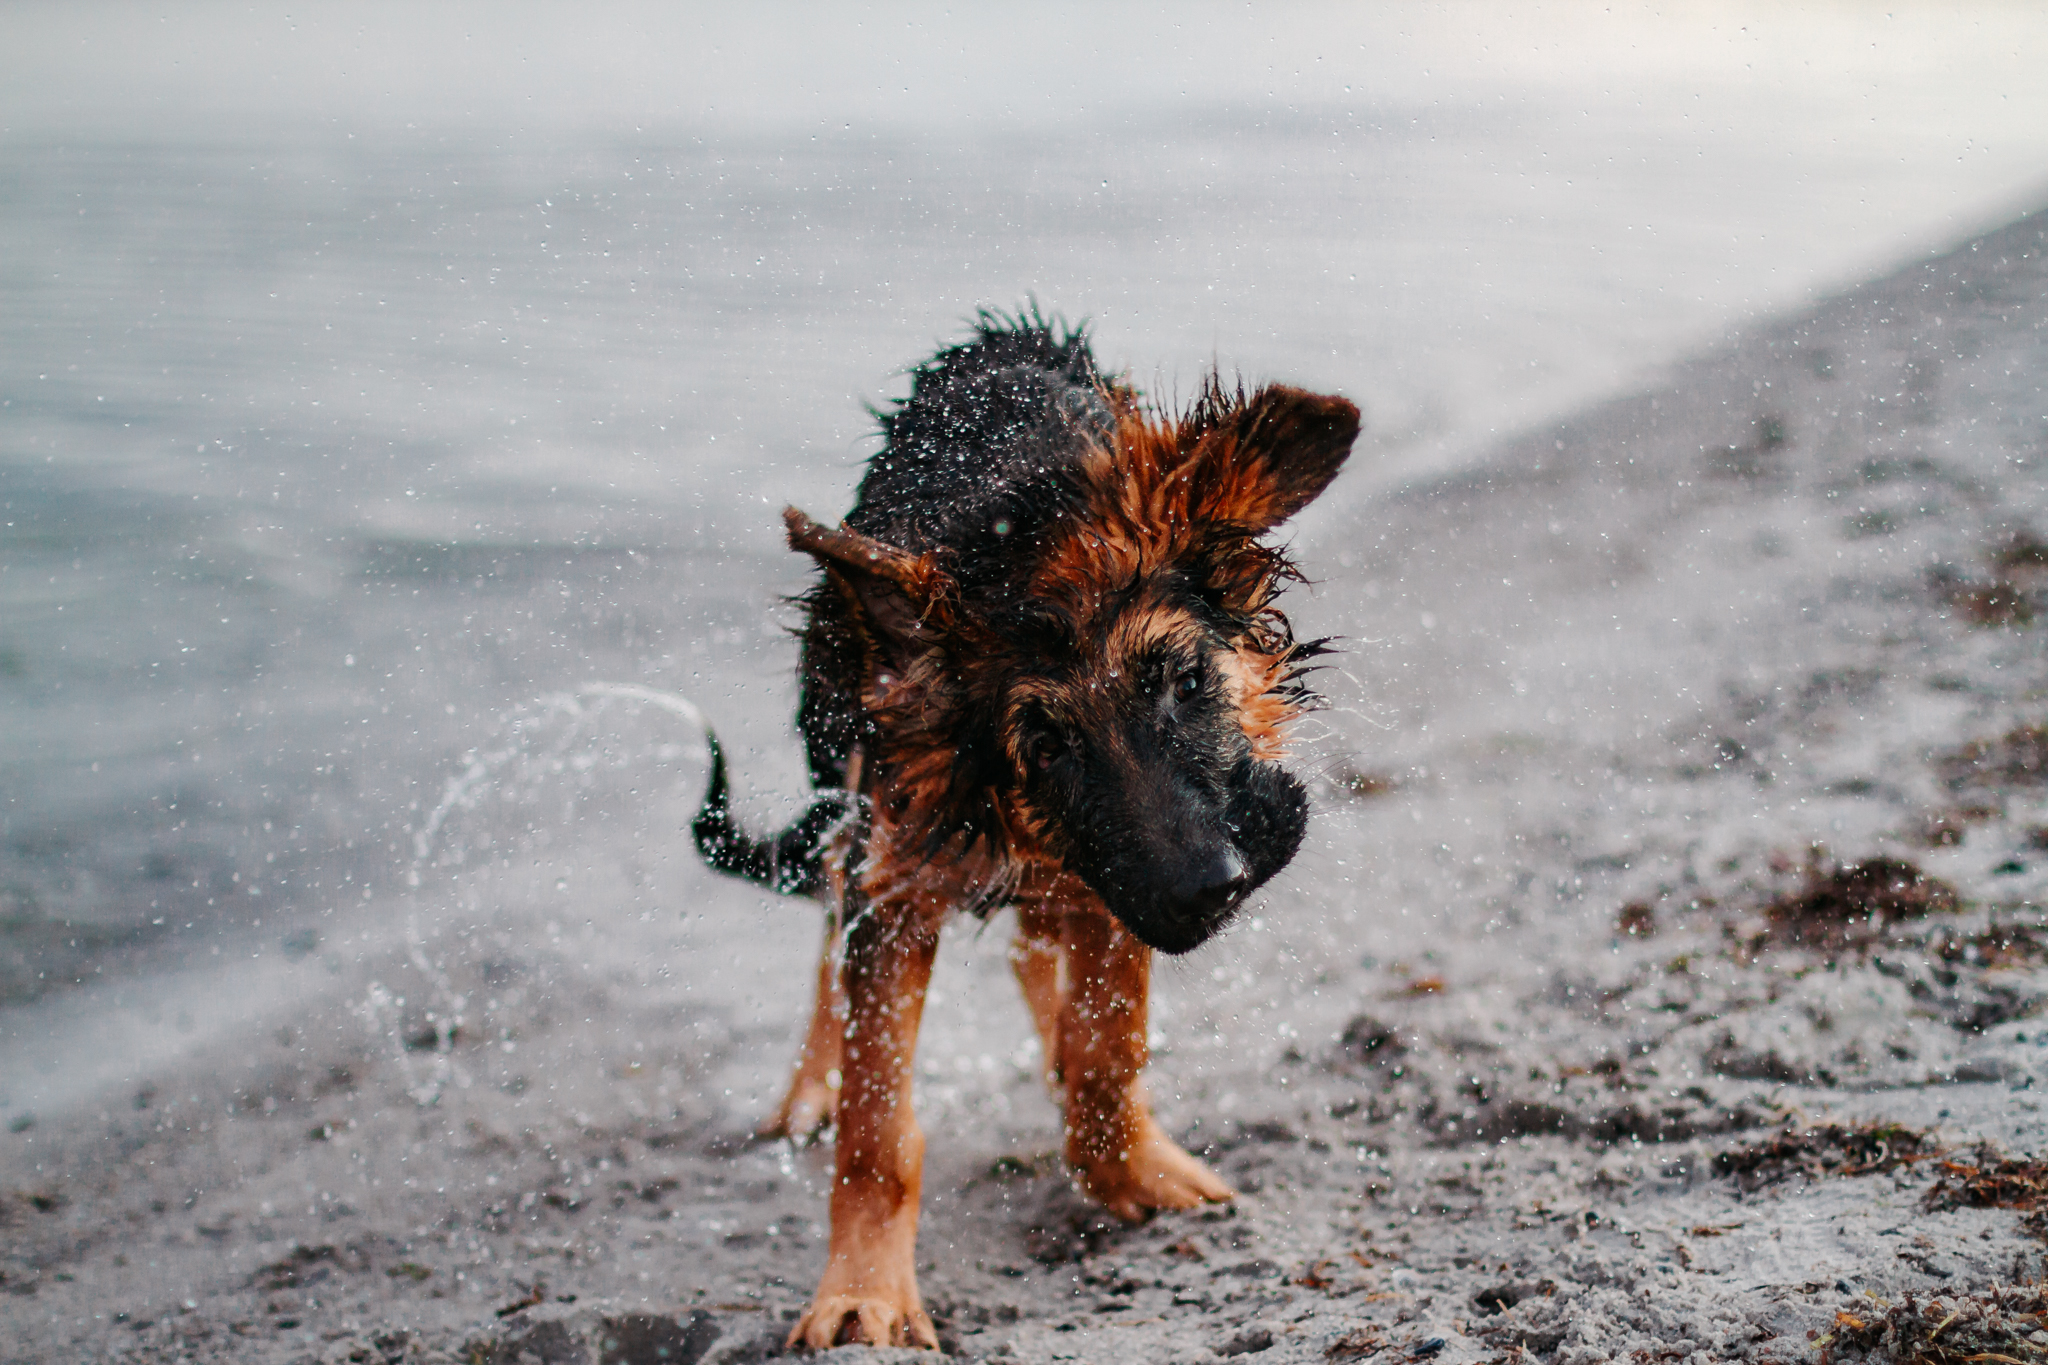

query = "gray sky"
[8,1,2048,152]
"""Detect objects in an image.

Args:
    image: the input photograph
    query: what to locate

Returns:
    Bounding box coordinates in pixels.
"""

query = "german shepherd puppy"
[694,314,1357,1349]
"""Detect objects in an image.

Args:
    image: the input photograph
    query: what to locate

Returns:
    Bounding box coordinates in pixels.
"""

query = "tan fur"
[758,751,864,1142]
[1008,906,1067,1089]
[784,780,1230,1351]
[771,376,1355,1349]
[1215,642,1297,763]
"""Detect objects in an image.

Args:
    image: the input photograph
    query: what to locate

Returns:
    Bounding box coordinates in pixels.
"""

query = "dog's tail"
[691,728,848,897]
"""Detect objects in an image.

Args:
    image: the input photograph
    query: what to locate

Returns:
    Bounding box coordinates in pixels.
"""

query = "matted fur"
[692,314,1358,1350]
[785,375,1354,879]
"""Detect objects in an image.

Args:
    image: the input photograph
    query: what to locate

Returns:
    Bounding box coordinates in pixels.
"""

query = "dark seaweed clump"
[1712,1121,1938,1193]
[1822,1282,2048,1364]
[1757,857,1958,952]
[1923,1141,2048,1233]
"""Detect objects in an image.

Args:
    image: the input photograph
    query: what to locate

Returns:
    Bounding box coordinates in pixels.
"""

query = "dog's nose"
[1174,847,1249,920]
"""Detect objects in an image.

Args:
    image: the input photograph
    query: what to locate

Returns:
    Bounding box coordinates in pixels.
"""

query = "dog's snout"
[1174,846,1249,920]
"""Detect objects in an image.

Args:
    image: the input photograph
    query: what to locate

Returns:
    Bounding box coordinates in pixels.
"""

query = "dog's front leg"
[1061,911,1235,1222]
[788,898,941,1350]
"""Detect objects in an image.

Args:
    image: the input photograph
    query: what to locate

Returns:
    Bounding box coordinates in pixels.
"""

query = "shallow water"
[4,7,2048,1056]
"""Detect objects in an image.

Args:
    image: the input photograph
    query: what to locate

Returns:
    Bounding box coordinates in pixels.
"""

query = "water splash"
[410,682,711,874]
[372,682,714,1106]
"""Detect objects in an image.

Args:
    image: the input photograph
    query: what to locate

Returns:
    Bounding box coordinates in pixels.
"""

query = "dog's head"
[789,382,1358,953]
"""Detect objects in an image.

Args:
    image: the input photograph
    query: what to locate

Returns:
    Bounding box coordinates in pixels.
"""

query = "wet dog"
[693,314,1357,1348]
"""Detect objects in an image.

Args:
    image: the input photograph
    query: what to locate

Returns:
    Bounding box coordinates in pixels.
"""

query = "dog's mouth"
[1094,849,1247,954]
[1072,840,1249,955]
[1082,759,1309,956]
[1123,873,1251,954]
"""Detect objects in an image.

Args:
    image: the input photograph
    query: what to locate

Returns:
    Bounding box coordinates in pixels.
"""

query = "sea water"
[5,5,2048,1114]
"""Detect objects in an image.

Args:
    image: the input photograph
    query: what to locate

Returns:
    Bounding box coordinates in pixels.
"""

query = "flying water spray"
[370,683,717,1107]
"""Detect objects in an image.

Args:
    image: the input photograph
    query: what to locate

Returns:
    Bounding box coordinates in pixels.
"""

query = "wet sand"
[6,208,2048,1364]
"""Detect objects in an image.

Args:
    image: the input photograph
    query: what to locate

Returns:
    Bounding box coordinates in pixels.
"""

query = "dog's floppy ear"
[785,507,955,661]
[1181,383,1359,533]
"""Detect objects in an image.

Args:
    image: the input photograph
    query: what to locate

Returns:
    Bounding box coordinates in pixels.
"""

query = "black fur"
[796,306,1114,791]
[690,730,847,897]
[1018,641,1307,954]
[704,310,1118,902]
[697,312,1340,955]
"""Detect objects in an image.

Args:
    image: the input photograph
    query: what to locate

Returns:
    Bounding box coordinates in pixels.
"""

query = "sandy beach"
[6,195,2048,1364]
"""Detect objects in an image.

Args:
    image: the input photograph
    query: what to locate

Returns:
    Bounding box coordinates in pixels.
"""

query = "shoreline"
[6,207,2048,1364]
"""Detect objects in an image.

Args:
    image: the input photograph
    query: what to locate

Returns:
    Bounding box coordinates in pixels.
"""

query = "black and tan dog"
[693,314,1357,1349]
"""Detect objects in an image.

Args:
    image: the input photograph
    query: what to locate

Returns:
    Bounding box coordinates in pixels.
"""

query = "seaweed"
[1754,857,1959,952]
[1821,1283,2048,1364]
[1923,1142,2048,1231]
[1712,1121,1938,1192]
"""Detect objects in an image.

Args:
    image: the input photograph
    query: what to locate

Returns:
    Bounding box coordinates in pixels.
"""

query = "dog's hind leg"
[759,916,843,1140]
[1059,909,1235,1222]
[788,896,942,1350]
[760,750,862,1141]
[1008,905,1066,1092]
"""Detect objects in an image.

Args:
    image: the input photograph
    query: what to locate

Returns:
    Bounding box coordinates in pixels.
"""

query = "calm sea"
[5,15,2048,1019]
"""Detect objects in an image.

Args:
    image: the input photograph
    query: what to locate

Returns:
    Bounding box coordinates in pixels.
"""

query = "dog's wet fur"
[693,311,1357,1347]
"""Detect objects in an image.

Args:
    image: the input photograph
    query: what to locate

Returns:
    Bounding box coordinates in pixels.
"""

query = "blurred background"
[4,1,2048,1099]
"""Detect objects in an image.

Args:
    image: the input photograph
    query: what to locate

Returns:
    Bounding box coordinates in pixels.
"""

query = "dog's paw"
[758,1077,838,1143]
[1074,1115,1235,1222]
[787,1293,938,1351]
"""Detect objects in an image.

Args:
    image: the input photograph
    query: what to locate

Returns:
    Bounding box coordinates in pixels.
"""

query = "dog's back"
[849,315,1112,554]
[798,314,1123,792]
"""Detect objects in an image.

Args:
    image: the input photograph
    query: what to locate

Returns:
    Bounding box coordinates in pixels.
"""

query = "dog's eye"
[1171,668,1202,704]
[1029,736,1065,772]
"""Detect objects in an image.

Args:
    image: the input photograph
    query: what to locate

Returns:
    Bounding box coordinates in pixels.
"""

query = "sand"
[6,208,2048,1365]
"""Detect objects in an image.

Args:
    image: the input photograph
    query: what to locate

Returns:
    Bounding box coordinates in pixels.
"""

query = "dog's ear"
[1181,384,1359,533]
[785,507,955,662]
